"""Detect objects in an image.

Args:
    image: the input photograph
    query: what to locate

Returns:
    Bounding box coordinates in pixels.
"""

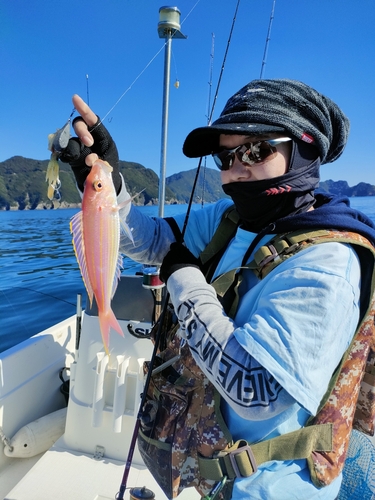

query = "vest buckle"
[226,442,258,478]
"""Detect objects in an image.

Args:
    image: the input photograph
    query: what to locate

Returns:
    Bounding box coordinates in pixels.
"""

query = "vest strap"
[198,423,333,481]
[199,206,240,266]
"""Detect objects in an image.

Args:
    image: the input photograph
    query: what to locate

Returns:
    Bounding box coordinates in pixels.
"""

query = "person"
[61,79,375,499]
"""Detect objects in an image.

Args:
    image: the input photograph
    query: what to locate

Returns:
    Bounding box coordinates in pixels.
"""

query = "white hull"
[1,274,375,499]
[0,275,200,499]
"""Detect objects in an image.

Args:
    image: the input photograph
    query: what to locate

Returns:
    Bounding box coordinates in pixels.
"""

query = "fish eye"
[93,180,103,191]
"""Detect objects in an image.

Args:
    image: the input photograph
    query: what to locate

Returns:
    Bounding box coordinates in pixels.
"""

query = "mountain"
[0,157,80,210]
[319,179,375,197]
[1,156,374,210]
[0,156,177,210]
[118,160,176,205]
[166,167,225,203]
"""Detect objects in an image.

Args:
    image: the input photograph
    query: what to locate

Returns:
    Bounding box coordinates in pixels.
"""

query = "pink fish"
[70,159,133,354]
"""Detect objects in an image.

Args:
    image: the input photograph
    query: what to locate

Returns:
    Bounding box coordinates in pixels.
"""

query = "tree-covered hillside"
[1,156,375,210]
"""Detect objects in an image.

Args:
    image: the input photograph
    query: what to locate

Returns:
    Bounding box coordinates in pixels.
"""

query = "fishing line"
[93,45,166,129]
[92,1,202,133]
[180,0,202,27]
[0,286,77,307]
[0,287,77,351]
[0,289,33,337]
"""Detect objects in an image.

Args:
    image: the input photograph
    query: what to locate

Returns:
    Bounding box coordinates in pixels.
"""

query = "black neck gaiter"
[222,140,321,232]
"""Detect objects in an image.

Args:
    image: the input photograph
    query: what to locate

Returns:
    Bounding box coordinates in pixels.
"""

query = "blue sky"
[1,0,374,186]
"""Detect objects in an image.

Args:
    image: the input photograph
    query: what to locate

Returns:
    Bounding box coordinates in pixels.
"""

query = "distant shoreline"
[2,156,375,210]
[1,199,187,211]
[2,196,375,212]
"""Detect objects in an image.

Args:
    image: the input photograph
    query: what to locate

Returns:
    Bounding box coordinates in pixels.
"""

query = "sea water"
[0,204,199,352]
[1,198,375,352]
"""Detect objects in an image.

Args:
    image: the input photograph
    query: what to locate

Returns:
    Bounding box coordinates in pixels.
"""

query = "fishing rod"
[183,0,278,228]
[260,0,276,79]
[206,33,216,126]
[181,0,242,238]
[200,33,216,206]
[116,4,242,499]
[116,291,171,500]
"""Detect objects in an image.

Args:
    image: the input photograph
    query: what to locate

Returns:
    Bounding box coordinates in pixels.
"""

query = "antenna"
[260,0,276,79]
[86,74,90,105]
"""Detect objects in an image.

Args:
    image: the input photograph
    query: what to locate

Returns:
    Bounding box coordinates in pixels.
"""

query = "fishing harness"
[138,205,375,499]
[199,207,375,491]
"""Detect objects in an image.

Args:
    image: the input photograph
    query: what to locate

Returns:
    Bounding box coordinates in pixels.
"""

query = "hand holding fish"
[60,95,122,194]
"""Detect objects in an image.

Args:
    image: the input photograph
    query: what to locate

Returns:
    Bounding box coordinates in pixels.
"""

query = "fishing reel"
[127,266,165,339]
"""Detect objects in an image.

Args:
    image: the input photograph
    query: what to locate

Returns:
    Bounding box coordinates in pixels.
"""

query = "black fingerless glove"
[160,242,201,283]
[59,116,121,194]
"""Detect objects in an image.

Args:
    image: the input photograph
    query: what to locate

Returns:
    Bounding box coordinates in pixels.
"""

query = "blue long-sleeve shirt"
[118,184,373,499]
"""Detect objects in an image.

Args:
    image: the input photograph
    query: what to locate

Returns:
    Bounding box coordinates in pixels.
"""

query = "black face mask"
[222,140,321,233]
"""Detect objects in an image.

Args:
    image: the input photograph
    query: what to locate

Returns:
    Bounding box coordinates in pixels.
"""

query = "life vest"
[138,206,375,499]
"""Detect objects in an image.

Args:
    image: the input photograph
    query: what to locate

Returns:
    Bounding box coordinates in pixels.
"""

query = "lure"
[46,119,71,201]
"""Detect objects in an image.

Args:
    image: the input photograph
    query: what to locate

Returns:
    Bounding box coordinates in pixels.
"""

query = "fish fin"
[117,188,146,210]
[119,219,135,245]
[118,188,146,245]
[111,252,123,300]
[70,211,94,306]
[117,189,146,245]
[99,308,124,354]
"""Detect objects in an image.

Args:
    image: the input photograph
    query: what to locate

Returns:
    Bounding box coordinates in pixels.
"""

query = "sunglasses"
[212,137,291,171]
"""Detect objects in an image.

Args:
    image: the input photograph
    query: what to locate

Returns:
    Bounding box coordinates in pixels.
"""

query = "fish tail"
[98,309,124,354]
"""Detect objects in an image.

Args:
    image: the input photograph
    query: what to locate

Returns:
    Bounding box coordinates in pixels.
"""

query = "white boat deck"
[0,453,42,499]
[3,443,195,500]
[0,277,200,500]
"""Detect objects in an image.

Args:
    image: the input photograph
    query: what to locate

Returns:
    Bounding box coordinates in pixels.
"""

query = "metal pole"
[158,35,172,218]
